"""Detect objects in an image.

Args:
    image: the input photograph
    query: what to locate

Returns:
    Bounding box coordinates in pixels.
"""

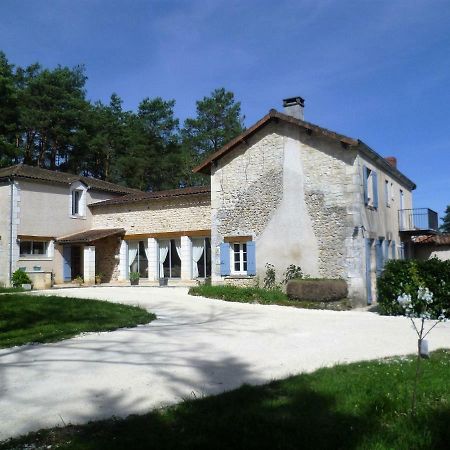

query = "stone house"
[0,164,138,288]
[0,97,438,304]
[193,97,436,304]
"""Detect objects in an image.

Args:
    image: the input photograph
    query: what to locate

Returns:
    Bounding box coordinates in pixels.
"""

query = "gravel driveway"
[1,286,449,440]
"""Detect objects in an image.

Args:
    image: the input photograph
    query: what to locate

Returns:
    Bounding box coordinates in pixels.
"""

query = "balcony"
[398,208,439,235]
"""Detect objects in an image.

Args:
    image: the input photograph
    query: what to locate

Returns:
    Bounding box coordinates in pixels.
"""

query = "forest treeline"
[0,51,245,190]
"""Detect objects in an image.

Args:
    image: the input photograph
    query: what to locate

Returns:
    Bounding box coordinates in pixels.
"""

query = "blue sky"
[1,0,449,219]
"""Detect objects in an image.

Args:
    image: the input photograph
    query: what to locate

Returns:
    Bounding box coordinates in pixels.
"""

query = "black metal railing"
[398,208,439,232]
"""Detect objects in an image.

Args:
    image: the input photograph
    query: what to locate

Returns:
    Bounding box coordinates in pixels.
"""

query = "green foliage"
[3,350,450,450]
[129,272,140,281]
[11,269,31,288]
[190,284,289,304]
[282,264,303,284]
[263,263,277,289]
[0,294,155,348]
[73,275,83,286]
[0,51,246,191]
[377,258,450,317]
[181,87,245,185]
[440,205,450,233]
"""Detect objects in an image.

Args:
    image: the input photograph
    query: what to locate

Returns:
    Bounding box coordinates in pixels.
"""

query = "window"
[231,243,247,274]
[385,180,390,207]
[69,181,87,218]
[363,166,378,209]
[72,190,82,215]
[20,240,48,256]
[159,239,181,278]
[220,241,256,277]
[128,240,148,278]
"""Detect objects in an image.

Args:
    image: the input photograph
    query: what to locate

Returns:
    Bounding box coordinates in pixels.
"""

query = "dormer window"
[69,181,87,218]
[72,190,82,215]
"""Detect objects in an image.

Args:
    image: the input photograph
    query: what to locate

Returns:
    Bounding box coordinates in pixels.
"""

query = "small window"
[385,180,390,207]
[363,166,378,209]
[20,241,48,256]
[231,243,247,274]
[72,190,82,215]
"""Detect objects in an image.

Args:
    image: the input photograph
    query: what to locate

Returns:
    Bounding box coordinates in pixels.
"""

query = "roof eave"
[193,109,359,174]
[357,141,416,191]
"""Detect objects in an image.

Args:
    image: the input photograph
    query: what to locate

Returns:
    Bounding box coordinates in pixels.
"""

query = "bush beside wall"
[377,258,450,316]
[286,279,348,302]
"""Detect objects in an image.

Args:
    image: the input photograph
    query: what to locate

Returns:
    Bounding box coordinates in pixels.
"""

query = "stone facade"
[92,194,211,234]
[95,235,121,282]
[210,118,415,305]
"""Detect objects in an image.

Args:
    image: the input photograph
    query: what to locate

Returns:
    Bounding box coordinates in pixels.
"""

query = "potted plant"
[159,277,168,286]
[11,269,32,290]
[74,275,84,286]
[95,273,103,285]
[130,272,140,286]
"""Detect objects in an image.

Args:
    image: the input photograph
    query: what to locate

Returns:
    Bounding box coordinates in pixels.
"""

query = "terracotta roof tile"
[56,228,125,244]
[89,185,211,208]
[414,234,450,246]
[0,164,141,195]
[192,109,416,190]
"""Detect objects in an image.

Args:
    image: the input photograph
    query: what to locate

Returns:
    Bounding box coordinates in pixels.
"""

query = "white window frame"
[69,181,87,219]
[230,242,248,275]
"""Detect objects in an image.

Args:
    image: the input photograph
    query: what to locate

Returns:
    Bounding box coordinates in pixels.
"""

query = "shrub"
[286,279,348,302]
[11,269,31,288]
[263,263,277,290]
[377,258,450,317]
[282,264,303,284]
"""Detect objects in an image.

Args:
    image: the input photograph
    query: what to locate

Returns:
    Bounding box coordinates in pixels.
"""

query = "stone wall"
[300,132,358,279]
[95,235,121,282]
[211,123,285,283]
[92,194,211,234]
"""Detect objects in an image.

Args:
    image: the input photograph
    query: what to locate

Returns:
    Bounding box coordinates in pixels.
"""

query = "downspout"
[8,177,13,284]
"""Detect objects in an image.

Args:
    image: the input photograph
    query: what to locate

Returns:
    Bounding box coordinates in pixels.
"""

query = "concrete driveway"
[1,287,449,440]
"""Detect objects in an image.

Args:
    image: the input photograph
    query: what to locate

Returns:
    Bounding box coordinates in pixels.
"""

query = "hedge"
[377,258,450,316]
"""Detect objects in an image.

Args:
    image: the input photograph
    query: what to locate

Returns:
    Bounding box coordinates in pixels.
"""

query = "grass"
[0,286,24,293]
[189,284,351,310]
[0,294,155,348]
[1,350,449,449]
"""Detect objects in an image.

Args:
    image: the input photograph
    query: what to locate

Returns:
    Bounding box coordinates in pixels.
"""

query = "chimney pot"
[282,96,305,120]
[385,156,397,168]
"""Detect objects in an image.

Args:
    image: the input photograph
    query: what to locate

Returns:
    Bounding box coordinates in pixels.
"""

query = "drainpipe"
[8,177,14,284]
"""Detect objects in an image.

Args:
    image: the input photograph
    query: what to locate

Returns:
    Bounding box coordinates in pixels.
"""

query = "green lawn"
[1,350,449,450]
[0,294,155,348]
[189,284,351,310]
[0,286,24,293]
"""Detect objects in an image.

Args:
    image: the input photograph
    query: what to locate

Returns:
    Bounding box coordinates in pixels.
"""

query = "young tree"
[440,205,450,233]
[181,87,245,185]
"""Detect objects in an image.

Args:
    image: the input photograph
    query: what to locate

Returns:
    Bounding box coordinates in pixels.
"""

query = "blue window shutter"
[247,241,256,276]
[219,242,230,276]
[392,241,396,259]
[363,166,369,205]
[63,245,72,281]
[384,240,390,263]
[375,239,383,277]
[372,171,378,209]
[365,238,372,305]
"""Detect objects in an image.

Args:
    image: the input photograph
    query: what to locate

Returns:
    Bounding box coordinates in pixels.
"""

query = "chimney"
[283,96,305,120]
[385,156,397,168]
